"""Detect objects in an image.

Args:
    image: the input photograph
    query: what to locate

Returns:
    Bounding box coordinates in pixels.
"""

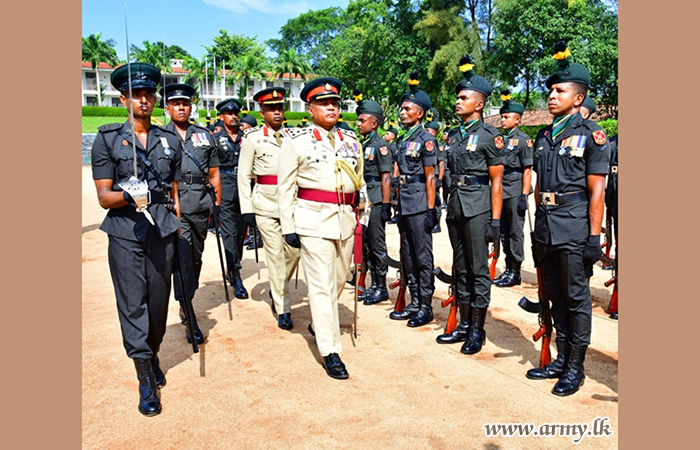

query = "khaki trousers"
[256,214,300,314]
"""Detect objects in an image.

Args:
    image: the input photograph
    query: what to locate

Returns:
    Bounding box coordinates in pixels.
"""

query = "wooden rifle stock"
[605,274,618,314]
[488,239,500,280]
[533,262,552,367]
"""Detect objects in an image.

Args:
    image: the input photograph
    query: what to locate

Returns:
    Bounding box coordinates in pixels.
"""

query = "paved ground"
[82,167,617,449]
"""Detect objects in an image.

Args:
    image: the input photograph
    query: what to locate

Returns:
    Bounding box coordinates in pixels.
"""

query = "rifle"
[433,265,457,334]
[173,234,199,354]
[207,186,231,308]
[601,242,618,317]
[517,207,551,368]
[488,238,500,280]
[253,226,259,263]
[381,252,407,312]
[601,208,613,269]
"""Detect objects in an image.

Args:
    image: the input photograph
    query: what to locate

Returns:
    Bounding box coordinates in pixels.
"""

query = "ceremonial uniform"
[213,98,249,299]
[277,77,364,379]
[91,62,180,416]
[238,87,300,329]
[526,41,610,397]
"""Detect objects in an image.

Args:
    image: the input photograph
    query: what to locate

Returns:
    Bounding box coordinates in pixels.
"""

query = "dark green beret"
[401,71,432,111]
[545,40,590,89]
[300,77,341,103]
[355,98,384,119]
[111,62,160,92]
[581,95,596,114]
[159,83,194,102]
[499,90,524,115]
[455,55,492,97]
[386,127,398,136]
[216,98,242,112]
[426,121,441,131]
[240,114,257,127]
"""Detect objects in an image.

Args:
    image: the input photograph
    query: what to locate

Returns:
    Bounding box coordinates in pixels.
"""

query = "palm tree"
[230,54,270,110]
[129,40,171,73]
[271,48,312,87]
[82,33,119,106]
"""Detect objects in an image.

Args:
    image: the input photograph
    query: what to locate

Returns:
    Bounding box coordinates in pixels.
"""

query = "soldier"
[434,56,504,355]
[91,63,181,416]
[524,41,610,396]
[238,87,301,330]
[384,122,400,224]
[301,116,310,127]
[337,113,353,131]
[205,115,214,131]
[277,77,365,379]
[240,113,258,131]
[580,95,596,120]
[425,121,444,232]
[351,90,393,306]
[387,71,439,328]
[605,133,618,317]
[440,125,452,208]
[161,83,221,345]
[213,98,249,299]
[492,90,533,288]
[214,112,224,134]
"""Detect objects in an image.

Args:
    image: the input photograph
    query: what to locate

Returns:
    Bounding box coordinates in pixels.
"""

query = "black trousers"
[397,211,434,302]
[363,204,388,278]
[220,173,246,271]
[108,227,175,359]
[446,209,491,308]
[535,240,592,347]
[499,195,526,264]
[173,209,209,301]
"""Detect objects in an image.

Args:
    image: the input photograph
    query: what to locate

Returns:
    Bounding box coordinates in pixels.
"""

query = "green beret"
[353,89,384,119]
[386,127,398,136]
[240,114,257,127]
[455,55,492,97]
[581,95,596,114]
[216,98,242,112]
[545,40,590,89]
[499,90,524,115]
[401,71,432,111]
[426,121,440,131]
[111,62,160,92]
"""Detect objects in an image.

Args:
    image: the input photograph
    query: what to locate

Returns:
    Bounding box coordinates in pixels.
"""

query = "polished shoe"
[358,279,378,301]
[436,303,471,344]
[526,339,570,379]
[460,307,488,354]
[134,358,161,416]
[609,312,618,320]
[602,263,614,270]
[495,262,522,287]
[243,234,254,246]
[231,269,249,299]
[492,268,511,285]
[364,285,389,305]
[150,354,166,388]
[431,224,441,233]
[185,321,205,345]
[278,313,293,330]
[389,293,420,320]
[322,353,349,379]
[407,303,434,327]
[308,323,315,336]
[552,345,587,396]
[246,236,263,250]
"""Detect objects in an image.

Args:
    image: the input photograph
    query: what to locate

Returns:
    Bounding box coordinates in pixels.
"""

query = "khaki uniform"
[238,125,300,314]
[278,124,364,357]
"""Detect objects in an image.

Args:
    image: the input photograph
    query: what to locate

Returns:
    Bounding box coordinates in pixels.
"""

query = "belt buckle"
[399,175,407,185]
[611,166,618,173]
[540,192,558,206]
[458,175,467,186]
[184,173,193,184]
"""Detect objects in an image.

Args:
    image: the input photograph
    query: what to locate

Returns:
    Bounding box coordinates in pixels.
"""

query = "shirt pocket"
[302,149,333,180]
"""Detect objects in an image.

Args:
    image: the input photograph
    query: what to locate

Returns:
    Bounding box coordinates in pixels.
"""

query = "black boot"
[358,277,378,301]
[460,307,487,354]
[278,313,293,330]
[552,345,587,396]
[526,339,570,379]
[231,269,249,299]
[495,261,522,287]
[389,288,420,320]
[436,302,471,344]
[150,348,166,388]
[363,274,389,305]
[243,231,254,247]
[134,358,161,416]
[492,260,513,285]
[180,306,204,344]
[407,302,433,327]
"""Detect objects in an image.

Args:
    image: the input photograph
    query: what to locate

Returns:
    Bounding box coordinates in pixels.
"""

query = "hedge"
[196,109,358,122]
[82,106,165,117]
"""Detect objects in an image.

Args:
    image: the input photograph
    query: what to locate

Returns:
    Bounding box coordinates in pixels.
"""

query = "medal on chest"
[406,141,421,158]
[160,137,171,156]
[466,135,479,152]
[559,135,587,158]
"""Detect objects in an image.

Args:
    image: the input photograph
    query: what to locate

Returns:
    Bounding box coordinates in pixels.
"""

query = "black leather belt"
[398,174,426,185]
[451,174,489,186]
[182,173,210,185]
[539,190,587,206]
[364,175,382,183]
[504,167,523,176]
[150,190,172,203]
[220,167,238,175]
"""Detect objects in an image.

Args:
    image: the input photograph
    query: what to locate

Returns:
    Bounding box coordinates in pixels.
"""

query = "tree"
[266,7,348,70]
[229,54,270,110]
[82,32,119,106]
[271,48,312,84]
[129,40,171,73]
[204,30,264,69]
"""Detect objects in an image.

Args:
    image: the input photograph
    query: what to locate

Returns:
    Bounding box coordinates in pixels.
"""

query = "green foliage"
[129,41,173,73]
[517,125,548,141]
[271,48,312,82]
[597,118,617,138]
[205,30,267,70]
[82,106,165,117]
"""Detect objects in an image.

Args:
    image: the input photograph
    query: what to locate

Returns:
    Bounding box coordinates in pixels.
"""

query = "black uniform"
[393,124,438,309]
[605,134,618,242]
[91,121,181,359]
[533,112,610,348]
[168,122,219,305]
[445,120,504,309]
[213,127,246,278]
[498,127,533,268]
[360,131,393,300]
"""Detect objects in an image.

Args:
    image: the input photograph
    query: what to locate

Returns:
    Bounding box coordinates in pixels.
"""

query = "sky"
[82,0,350,61]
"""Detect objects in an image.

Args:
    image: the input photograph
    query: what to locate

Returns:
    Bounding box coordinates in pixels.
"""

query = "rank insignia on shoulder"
[380,146,388,156]
[526,139,533,148]
[494,136,504,149]
[593,130,606,145]
[425,141,434,152]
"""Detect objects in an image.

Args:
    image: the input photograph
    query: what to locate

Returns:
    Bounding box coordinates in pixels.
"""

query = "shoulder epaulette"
[97,123,122,133]
[338,127,358,140]
[156,125,177,136]
[243,125,262,137]
[581,119,603,133]
[480,123,500,136]
[191,122,212,134]
[286,127,312,139]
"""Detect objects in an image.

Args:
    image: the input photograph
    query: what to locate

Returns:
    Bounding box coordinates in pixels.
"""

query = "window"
[86,96,97,106]
[111,98,122,107]
[85,72,97,90]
